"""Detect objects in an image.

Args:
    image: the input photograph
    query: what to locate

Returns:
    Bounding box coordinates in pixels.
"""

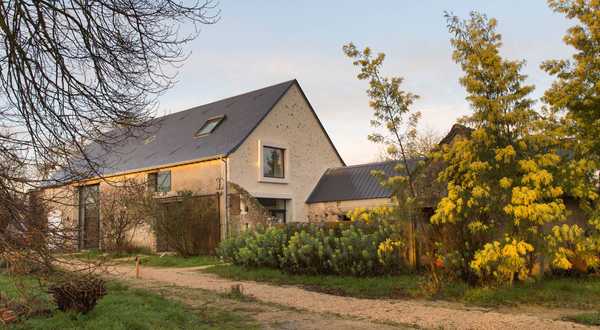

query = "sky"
[157,1,575,165]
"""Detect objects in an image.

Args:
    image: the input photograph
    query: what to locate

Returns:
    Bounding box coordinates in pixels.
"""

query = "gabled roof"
[68,79,343,178]
[306,160,418,203]
[438,123,473,146]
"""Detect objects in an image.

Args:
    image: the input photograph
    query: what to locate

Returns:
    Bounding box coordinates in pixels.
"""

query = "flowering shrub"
[218,220,408,276]
[377,239,404,269]
[546,224,600,272]
[217,226,287,268]
[347,206,395,223]
[470,238,534,285]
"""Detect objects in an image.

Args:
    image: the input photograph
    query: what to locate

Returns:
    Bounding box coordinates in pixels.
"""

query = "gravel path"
[106,264,591,330]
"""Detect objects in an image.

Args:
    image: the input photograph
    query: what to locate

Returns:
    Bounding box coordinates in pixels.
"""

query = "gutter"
[45,154,226,189]
[221,157,229,238]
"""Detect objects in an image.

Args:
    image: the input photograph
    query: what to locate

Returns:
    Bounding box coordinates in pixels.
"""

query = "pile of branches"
[48,274,107,314]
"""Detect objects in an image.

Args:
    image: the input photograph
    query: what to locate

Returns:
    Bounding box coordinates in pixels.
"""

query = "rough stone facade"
[306,198,393,222]
[43,159,225,252]
[42,83,345,251]
[228,84,344,223]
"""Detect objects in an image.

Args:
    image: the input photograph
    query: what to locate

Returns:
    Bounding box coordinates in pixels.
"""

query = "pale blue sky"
[158,1,574,165]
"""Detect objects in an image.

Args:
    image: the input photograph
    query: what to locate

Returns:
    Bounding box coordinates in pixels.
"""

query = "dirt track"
[100,263,594,330]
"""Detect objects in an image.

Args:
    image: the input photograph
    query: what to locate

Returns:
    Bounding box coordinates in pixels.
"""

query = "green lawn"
[68,250,222,268]
[204,265,423,299]
[134,254,221,268]
[0,273,256,329]
[457,276,600,309]
[204,265,600,309]
[563,312,600,326]
[67,249,143,261]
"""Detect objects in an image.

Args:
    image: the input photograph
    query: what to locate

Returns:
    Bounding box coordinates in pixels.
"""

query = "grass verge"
[134,255,221,268]
[563,312,600,326]
[204,265,600,310]
[204,265,422,299]
[457,277,600,309]
[68,250,222,268]
[0,273,256,329]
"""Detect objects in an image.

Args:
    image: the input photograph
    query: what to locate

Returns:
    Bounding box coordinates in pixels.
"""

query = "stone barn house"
[42,80,589,253]
[44,80,349,252]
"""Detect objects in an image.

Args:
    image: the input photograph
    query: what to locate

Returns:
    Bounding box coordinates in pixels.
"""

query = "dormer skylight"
[195,115,225,137]
[143,135,156,145]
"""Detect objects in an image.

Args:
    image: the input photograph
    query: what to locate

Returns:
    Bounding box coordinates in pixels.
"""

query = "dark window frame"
[257,198,287,224]
[78,184,100,250]
[148,171,171,193]
[262,145,285,179]
[147,172,158,192]
[195,115,225,137]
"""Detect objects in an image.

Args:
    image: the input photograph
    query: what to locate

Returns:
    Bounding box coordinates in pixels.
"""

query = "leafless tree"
[0,0,219,274]
[99,180,148,253]
[146,191,219,257]
[375,128,443,161]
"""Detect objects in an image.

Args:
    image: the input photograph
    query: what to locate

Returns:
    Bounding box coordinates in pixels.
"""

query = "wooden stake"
[135,256,140,279]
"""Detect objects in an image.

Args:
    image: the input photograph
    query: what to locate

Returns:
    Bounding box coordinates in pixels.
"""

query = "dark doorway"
[79,184,100,250]
[257,198,288,224]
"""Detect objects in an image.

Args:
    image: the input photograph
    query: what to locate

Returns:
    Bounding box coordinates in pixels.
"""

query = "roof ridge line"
[329,160,399,171]
[156,79,297,120]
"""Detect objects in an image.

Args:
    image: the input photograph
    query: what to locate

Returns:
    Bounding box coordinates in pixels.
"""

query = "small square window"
[148,171,171,193]
[262,146,285,178]
[195,116,224,137]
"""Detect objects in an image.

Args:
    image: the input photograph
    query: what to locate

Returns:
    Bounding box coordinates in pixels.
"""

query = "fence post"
[135,256,140,279]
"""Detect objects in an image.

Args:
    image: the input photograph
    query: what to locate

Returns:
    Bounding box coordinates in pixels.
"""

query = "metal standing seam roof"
[56,79,344,180]
[306,160,418,204]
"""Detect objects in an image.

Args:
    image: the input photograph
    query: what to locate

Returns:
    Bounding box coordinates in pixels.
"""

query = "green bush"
[282,228,332,274]
[218,220,408,276]
[218,226,288,268]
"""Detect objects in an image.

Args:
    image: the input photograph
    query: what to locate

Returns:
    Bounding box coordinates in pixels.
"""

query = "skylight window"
[195,116,224,137]
[143,135,155,145]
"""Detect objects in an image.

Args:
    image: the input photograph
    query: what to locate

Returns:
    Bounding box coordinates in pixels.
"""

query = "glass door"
[79,184,100,249]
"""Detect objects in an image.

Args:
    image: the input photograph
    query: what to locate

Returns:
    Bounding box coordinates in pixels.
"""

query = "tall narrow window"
[79,184,100,249]
[147,172,158,192]
[195,116,225,137]
[262,146,285,178]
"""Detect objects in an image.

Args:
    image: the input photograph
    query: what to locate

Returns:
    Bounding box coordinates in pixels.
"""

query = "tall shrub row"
[218,220,408,276]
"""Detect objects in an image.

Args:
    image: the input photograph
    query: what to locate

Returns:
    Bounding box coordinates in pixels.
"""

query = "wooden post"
[135,256,140,279]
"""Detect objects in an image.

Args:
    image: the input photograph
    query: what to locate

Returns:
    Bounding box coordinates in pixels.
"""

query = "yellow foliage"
[471,185,489,199]
[546,224,600,271]
[470,238,534,285]
[469,161,490,172]
[519,159,538,173]
[467,220,489,234]
[347,206,394,224]
[537,153,560,167]
[377,238,404,266]
[499,177,512,189]
[495,145,516,163]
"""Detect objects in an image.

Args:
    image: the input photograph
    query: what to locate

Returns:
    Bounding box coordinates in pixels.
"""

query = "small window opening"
[195,116,225,137]
[257,198,287,224]
[144,135,156,144]
[147,171,171,193]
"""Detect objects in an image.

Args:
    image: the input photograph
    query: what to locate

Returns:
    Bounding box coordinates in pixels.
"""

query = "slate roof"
[59,79,343,179]
[306,160,418,203]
